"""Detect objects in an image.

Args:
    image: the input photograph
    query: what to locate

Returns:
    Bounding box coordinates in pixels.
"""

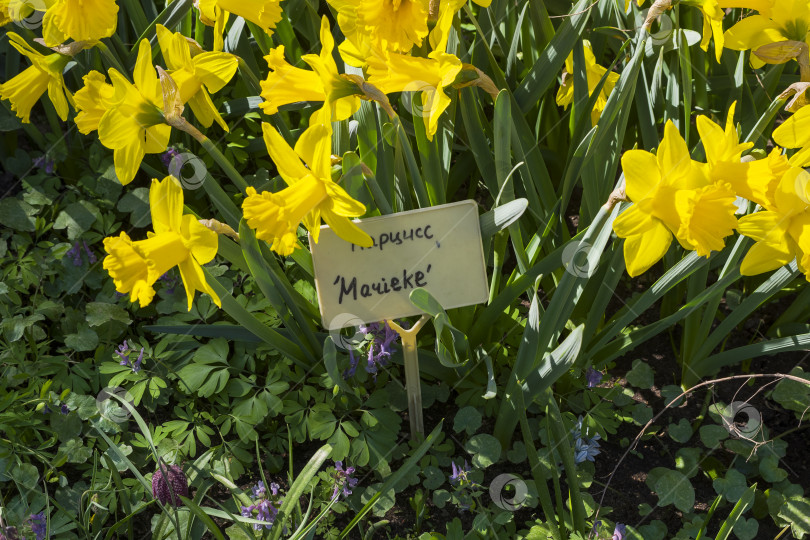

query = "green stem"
[196,135,249,192]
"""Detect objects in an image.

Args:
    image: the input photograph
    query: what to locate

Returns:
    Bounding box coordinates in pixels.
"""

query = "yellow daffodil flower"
[555,40,620,126]
[773,104,810,166]
[156,24,238,131]
[0,32,72,123]
[722,0,810,76]
[737,166,810,276]
[328,0,432,65]
[366,50,463,140]
[697,101,792,208]
[333,0,491,60]
[259,16,361,125]
[103,176,220,309]
[242,123,373,256]
[42,0,118,46]
[614,121,739,276]
[75,39,172,184]
[216,0,282,35]
[196,0,229,51]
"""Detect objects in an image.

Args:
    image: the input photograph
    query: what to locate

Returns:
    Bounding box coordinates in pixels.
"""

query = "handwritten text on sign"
[310,200,489,329]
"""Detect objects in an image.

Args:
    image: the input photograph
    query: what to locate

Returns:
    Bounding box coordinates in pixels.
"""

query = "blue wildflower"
[115,341,129,364]
[60,404,69,415]
[449,460,472,486]
[572,416,602,464]
[115,341,144,373]
[342,349,359,379]
[33,156,55,174]
[252,481,266,498]
[161,147,180,168]
[574,434,601,463]
[28,513,46,540]
[159,272,177,294]
[613,523,626,540]
[131,348,144,373]
[361,321,400,379]
[585,367,603,388]
[255,499,278,530]
[332,461,359,499]
[82,241,97,264]
[65,242,83,266]
[41,405,51,415]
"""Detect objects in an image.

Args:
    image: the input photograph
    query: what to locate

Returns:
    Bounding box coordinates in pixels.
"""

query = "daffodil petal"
[621,150,661,202]
[177,257,221,311]
[150,176,184,235]
[261,123,310,183]
[623,220,672,277]
[321,210,373,248]
[182,214,219,264]
[740,240,793,275]
[294,123,332,179]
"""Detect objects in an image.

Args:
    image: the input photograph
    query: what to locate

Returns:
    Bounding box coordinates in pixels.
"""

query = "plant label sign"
[310,200,489,329]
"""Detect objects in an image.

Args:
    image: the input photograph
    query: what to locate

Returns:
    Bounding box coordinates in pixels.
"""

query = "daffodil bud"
[157,66,184,125]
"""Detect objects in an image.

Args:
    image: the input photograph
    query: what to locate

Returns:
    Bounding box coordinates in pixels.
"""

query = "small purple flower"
[252,481,266,498]
[161,147,181,168]
[342,349,359,379]
[449,460,471,485]
[115,341,129,363]
[27,513,46,540]
[254,499,278,530]
[152,463,189,506]
[41,405,51,414]
[131,348,144,373]
[269,482,280,496]
[65,242,83,266]
[82,241,97,264]
[33,156,55,174]
[159,272,177,294]
[243,501,278,530]
[115,341,144,373]
[60,404,70,415]
[361,322,400,380]
[332,461,359,499]
[585,367,603,388]
[613,523,626,540]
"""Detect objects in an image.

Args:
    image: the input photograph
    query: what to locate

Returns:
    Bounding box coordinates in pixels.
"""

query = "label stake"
[387,315,431,440]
